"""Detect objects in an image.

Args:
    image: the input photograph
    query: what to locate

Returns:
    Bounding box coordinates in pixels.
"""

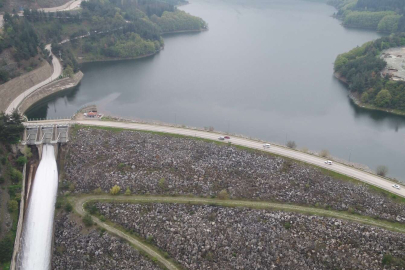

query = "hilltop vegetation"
[330,0,405,114]
[0,14,49,84]
[151,10,207,33]
[0,112,25,269]
[0,0,205,83]
[26,0,206,62]
[329,0,405,32]
[334,33,405,112]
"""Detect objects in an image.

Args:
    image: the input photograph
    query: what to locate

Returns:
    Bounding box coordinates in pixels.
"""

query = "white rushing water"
[19,145,58,270]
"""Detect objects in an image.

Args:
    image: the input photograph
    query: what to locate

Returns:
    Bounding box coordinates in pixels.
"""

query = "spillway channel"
[18,144,58,270]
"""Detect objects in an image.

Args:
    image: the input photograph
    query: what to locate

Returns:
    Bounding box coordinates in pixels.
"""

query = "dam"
[17,145,59,269]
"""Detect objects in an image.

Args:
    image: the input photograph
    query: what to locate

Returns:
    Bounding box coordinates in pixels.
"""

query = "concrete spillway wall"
[18,71,83,114]
[10,164,27,270]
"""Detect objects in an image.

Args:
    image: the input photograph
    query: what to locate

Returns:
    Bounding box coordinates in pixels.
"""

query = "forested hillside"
[334,34,405,112]
[0,112,26,269]
[26,0,206,62]
[329,0,405,32]
[0,14,49,84]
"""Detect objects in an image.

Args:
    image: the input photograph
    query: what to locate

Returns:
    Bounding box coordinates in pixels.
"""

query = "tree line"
[31,0,206,61]
[0,14,40,62]
[0,14,43,83]
[334,33,405,111]
[329,0,405,33]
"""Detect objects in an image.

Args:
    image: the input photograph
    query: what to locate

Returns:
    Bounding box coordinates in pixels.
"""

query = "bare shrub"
[286,141,297,149]
[376,166,388,177]
[320,149,329,158]
[218,189,229,200]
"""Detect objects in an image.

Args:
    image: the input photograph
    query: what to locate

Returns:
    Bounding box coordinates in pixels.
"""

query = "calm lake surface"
[27,0,405,181]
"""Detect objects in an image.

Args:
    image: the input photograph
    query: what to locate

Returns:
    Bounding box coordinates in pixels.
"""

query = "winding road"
[3,0,85,114]
[5,44,62,114]
[72,195,180,270]
[71,194,405,270]
[38,0,83,12]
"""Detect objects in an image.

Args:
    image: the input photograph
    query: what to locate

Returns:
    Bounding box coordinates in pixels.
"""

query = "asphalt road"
[0,0,84,27]
[3,0,83,114]
[5,44,62,115]
[24,119,405,198]
[38,0,83,12]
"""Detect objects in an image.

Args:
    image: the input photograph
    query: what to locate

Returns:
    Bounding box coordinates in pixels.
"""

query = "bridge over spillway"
[22,124,69,145]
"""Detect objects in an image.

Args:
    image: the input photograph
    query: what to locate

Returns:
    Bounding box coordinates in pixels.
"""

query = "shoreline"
[162,28,208,35]
[20,71,84,114]
[334,73,405,117]
[77,51,160,64]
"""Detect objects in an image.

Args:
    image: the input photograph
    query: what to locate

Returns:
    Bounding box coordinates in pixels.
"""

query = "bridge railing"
[25,116,73,122]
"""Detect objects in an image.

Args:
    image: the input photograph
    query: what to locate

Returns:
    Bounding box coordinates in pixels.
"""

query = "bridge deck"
[22,124,70,145]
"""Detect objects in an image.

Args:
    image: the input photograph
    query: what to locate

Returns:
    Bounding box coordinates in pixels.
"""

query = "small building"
[87,112,97,118]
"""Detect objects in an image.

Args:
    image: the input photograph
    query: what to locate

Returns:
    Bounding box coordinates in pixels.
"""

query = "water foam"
[19,144,58,270]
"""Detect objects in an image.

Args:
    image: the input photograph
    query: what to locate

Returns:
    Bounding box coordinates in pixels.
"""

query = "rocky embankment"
[19,71,83,114]
[64,128,405,223]
[95,203,405,270]
[52,213,162,270]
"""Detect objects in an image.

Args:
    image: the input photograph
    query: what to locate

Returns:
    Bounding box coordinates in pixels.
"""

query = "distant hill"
[329,0,405,32]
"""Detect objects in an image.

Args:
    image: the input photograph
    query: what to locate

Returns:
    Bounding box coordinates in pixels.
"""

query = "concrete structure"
[22,124,69,158]
[18,72,84,114]
[22,124,69,145]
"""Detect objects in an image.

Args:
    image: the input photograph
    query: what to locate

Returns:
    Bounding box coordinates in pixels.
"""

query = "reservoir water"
[19,145,58,270]
[26,0,405,180]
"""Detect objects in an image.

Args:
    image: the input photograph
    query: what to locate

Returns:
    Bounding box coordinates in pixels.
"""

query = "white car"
[392,184,401,190]
[324,160,333,165]
[218,137,225,141]
[263,144,271,148]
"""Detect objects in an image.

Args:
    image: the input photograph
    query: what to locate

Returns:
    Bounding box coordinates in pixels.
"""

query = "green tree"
[63,65,74,78]
[374,89,392,108]
[8,200,18,212]
[377,14,401,32]
[125,187,131,195]
[110,185,121,195]
[0,111,24,145]
[361,92,370,103]
[64,202,73,212]
[9,168,22,183]
[0,235,13,263]
[82,213,93,226]
[16,156,27,166]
